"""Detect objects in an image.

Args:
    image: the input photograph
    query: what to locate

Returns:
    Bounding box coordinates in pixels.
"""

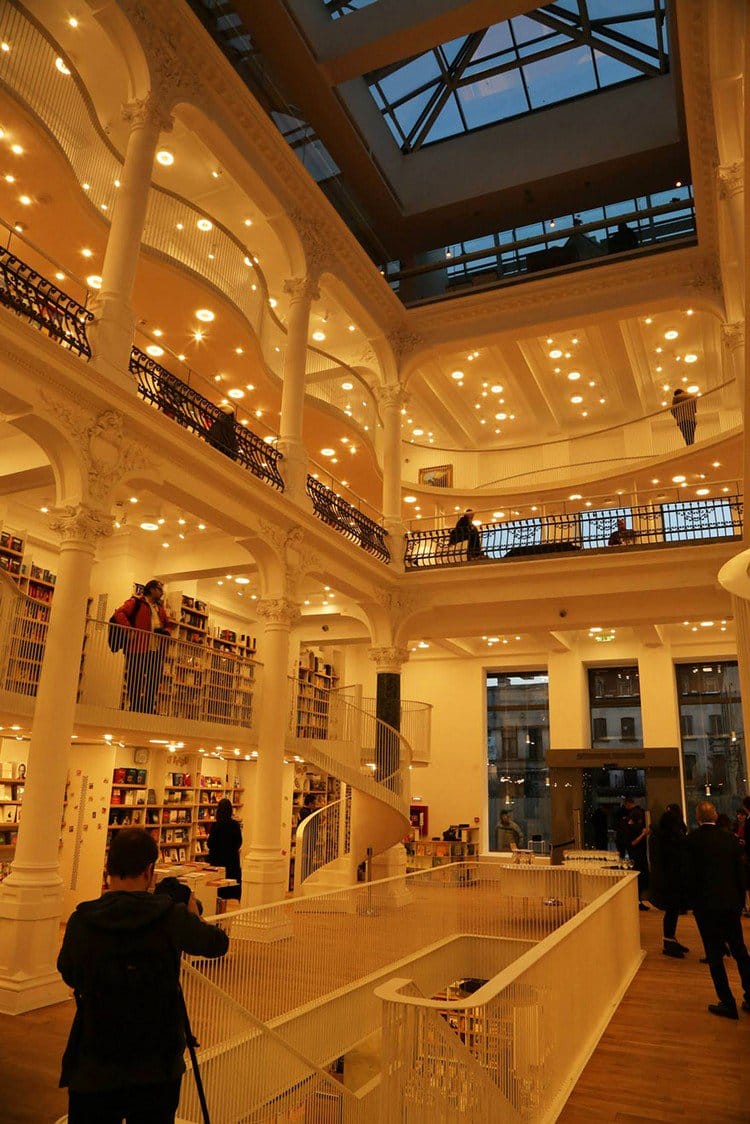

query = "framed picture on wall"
[418,464,453,488]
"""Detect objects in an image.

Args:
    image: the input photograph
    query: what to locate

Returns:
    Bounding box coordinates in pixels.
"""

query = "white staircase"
[287,681,412,894]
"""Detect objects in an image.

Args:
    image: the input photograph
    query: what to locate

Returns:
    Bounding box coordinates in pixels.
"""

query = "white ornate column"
[277,276,319,506]
[722,320,746,403]
[718,162,745,307]
[376,385,408,539]
[367,646,410,886]
[90,93,173,386]
[0,504,112,1014]
[243,597,300,916]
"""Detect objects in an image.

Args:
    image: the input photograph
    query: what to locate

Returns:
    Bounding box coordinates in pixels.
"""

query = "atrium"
[0,0,747,1121]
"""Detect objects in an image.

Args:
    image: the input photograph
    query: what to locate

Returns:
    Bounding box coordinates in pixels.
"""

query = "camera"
[154,876,203,914]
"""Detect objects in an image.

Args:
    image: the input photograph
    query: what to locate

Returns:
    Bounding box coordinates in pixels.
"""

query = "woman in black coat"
[648,804,689,958]
[208,798,242,902]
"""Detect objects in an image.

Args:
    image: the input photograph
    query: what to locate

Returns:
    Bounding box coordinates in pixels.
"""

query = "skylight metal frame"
[366,1,669,153]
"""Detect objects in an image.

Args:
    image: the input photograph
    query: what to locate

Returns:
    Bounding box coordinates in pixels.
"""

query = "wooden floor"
[2,910,750,1123]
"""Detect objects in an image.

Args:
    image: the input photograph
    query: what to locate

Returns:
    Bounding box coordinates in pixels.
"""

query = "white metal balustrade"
[76,619,262,738]
[176,864,634,1123]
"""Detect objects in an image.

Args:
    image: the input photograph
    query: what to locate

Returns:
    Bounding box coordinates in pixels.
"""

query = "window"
[487,672,550,848]
[676,662,745,825]
[588,666,643,749]
[366,1,669,152]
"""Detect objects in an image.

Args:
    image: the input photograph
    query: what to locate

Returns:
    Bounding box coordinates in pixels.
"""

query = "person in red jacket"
[114,580,172,714]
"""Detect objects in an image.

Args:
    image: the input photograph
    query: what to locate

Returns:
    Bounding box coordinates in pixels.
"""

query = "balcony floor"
[2,910,749,1122]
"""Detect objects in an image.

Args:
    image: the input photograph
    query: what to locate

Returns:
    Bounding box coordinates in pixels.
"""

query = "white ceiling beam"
[633,623,665,647]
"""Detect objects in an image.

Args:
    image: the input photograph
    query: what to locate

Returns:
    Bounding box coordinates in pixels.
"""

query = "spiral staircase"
[286,681,414,895]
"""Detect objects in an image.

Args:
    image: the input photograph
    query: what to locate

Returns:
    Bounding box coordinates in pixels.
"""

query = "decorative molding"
[373,589,423,620]
[369,646,410,674]
[48,503,113,544]
[375,384,409,411]
[283,276,321,305]
[39,396,156,504]
[717,162,743,201]
[387,325,423,365]
[722,320,745,351]
[122,93,174,134]
[119,1,203,105]
[289,209,331,280]
[255,597,301,630]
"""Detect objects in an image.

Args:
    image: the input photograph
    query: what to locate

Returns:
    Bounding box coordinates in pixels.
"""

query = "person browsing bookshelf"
[207,797,242,903]
[113,579,172,715]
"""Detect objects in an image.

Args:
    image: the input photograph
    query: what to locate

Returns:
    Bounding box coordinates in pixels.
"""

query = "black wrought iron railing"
[0,246,93,357]
[130,347,285,491]
[405,495,743,570]
[306,476,390,563]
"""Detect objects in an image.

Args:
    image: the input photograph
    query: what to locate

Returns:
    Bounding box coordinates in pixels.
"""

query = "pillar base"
[0,874,69,1014]
[242,849,288,907]
[370,844,412,908]
[276,439,313,511]
[88,293,138,391]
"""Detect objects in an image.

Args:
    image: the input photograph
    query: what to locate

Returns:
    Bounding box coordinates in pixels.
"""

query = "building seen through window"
[486,672,550,849]
[588,666,643,750]
[676,662,746,825]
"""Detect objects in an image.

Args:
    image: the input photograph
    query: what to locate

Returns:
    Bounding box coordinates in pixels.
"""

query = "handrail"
[130,346,285,490]
[375,871,634,1011]
[0,245,93,358]
[404,493,743,570]
[306,475,390,562]
[294,790,351,891]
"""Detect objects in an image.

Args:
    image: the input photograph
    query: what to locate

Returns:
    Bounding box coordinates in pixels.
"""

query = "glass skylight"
[366,1,669,152]
[324,0,379,19]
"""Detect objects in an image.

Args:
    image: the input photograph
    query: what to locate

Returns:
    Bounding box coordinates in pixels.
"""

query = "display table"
[154,862,237,916]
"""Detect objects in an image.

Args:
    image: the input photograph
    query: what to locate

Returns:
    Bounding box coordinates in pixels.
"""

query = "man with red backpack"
[113,579,172,714]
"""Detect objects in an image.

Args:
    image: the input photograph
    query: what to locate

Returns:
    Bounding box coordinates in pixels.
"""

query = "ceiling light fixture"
[664,330,678,340]
[196,218,212,231]
[156,149,174,166]
[451,370,464,380]
[312,330,326,341]
[145,344,164,357]
[403,496,417,504]
[86,275,102,289]
[55,57,71,75]
[228,388,244,399]
[195,308,214,322]
[684,353,698,364]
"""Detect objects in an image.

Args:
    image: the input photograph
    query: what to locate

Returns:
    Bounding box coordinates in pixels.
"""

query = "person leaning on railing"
[205,402,238,460]
[608,518,636,547]
[671,387,698,446]
[113,579,172,715]
[449,508,485,560]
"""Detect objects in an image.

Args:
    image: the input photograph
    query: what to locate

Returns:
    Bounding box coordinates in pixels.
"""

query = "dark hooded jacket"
[57,890,228,1092]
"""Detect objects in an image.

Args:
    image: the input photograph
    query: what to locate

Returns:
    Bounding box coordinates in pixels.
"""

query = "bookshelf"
[194,772,243,862]
[288,762,340,891]
[108,768,149,836]
[1,530,57,697]
[295,651,339,738]
[406,827,479,872]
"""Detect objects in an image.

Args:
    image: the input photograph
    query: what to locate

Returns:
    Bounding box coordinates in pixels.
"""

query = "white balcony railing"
[294,788,352,892]
[376,870,642,1122]
[177,863,634,1122]
[356,696,432,766]
[76,619,262,737]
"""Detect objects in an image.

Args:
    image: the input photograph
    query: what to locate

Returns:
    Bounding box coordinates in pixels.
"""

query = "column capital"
[255,597,301,630]
[387,324,424,365]
[375,383,409,412]
[718,162,743,200]
[369,646,410,674]
[722,319,745,351]
[290,208,331,280]
[283,276,320,305]
[48,504,113,546]
[122,94,174,134]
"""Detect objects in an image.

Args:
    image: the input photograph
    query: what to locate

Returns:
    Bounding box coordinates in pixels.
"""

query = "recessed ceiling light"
[320,447,335,457]
[549,349,563,359]
[664,330,678,340]
[696,488,709,496]
[492,511,504,519]
[86,275,102,289]
[569,493,582,500]
[672,475,686,483]
[403,496,417,504]
[10,144,22,155]
[235,576,250,585]
[490,384,503,394]
[341,381,353,390]
[195,308,214,322]
[567,371,580,381]
[193,330,204,342]
[348,324,355,331]
[55,271,65,281]
[55,57,71,75]
[81,248,93,258]
[156,149,174,166]
[495,412,507,420]
[412,428,424,436]
[18,194,31,206]
[68,17,79,27]
[570,395,583,404]
[686,385,699,394]
[268,298,277,308]
[139,521,159,531]
[196,218,212,231]
[4,174,13,183]
[228,388,244,399]
[146,344,164,357]
[684,353,698,364]
[312,330,326,341]
[451,370,464,380]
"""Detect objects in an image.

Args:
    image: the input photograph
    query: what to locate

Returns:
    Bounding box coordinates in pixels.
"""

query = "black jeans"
[663,907,679,940]
[68,1077,181,1123]
[694,908,750,1009]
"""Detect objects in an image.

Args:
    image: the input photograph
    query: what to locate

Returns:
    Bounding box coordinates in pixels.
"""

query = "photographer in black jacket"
[58,828,229,1122]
